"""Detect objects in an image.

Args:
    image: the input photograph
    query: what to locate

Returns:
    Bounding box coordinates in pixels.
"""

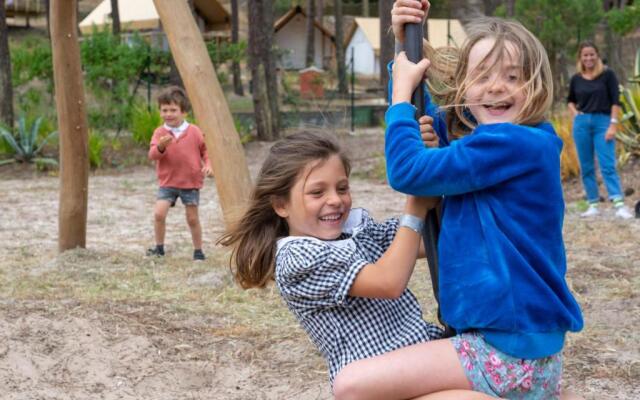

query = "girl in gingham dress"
[220,131,495,400]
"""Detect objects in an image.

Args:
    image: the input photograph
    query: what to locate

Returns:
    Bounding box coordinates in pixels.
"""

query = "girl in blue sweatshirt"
[333,1,584,399]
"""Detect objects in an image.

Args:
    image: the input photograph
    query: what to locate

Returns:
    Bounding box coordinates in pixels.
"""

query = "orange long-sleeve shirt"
[148,124,211,189]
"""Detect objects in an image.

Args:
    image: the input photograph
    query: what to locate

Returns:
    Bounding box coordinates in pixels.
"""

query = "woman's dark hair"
[218,131,350,289]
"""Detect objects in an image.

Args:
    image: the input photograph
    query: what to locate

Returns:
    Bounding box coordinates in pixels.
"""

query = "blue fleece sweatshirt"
[386,61,450,147]
[385,102,583,359]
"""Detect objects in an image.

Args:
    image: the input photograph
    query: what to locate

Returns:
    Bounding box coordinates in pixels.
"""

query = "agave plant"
[0,116,58,166]
[617,48,640,164]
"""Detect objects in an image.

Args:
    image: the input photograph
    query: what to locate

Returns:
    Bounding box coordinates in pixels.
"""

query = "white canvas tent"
[79,0,230,36]
[345,18,380,76]
[345,17,466,76]
[274,5,335,70]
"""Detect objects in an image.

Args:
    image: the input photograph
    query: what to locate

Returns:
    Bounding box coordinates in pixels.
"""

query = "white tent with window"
[345,17,466,77]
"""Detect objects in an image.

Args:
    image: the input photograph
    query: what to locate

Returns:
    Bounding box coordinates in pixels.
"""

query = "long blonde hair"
[575,41,604,78]
[424,18,553,138]
[218,131,351,289]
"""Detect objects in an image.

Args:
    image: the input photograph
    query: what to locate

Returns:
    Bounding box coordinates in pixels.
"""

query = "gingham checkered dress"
[275,208,443,384]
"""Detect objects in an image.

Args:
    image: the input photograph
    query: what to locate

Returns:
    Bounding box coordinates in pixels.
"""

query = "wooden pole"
[153,0,251,227]
[51,0,89,251]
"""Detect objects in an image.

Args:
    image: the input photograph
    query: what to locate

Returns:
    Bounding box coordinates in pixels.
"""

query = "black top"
[567,68,620,114]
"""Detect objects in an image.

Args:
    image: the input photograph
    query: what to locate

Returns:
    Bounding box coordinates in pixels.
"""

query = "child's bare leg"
[333,338,470,400]
[185,205,202,249]
[411,390,499,400]
[154,200,171,245]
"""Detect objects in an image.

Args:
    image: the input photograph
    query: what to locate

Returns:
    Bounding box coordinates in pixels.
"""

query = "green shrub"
[0,116,58,166]
[234,117,253,144]
[131,104,162,146]
[606,5,640,36]
[206,40,247,68]
[10,36,56,120]
[618,86,640,164]
[88,130,106,169]
[616,48,640,164]
[81,28,169,131]
[10,35,53,88]
[550,113,580,180]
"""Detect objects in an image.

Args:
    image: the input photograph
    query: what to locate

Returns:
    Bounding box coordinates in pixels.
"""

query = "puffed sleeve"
[275,239,370,314]
[359,211,399,251]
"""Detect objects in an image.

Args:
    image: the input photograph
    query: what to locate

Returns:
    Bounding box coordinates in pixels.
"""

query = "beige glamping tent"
[345,17,466,76]
[274,5,336,70]
[79,0,230,36]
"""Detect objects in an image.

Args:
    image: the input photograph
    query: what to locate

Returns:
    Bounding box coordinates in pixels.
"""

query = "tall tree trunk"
[110,0,120,35]
[168,56,184,87]
[231,0,243,95]
[51,0,90,252]
[363,0,369,17]
[448,0,485,22]
[305,0,316,67]
[0,1,13,128]
[379,0,394,99]
[45,0,51,36]
[505,0,515,17]
[601,2,626,83]
[481,0,502,16]
[249,0,279,141]
[334,0,347,94]
[603,21,626,83]
[317,0,325,68]
[550,47,563,102]
[263,0,279,136]
[317,0,324,22]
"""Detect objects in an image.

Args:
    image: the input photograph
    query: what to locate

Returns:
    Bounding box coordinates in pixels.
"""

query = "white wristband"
[610,118,619,124]
[399,214,424,234]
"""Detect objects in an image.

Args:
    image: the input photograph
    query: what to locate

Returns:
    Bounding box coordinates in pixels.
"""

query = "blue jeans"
[572,113,623,204]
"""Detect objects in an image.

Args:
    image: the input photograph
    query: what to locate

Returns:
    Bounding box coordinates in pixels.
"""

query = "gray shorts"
[157,187,200,207]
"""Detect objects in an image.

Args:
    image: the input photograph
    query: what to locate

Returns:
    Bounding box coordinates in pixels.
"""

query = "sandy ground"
[0,130,639,399]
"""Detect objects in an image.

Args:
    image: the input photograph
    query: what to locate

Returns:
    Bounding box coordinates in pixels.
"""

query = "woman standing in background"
[568,41,633,219]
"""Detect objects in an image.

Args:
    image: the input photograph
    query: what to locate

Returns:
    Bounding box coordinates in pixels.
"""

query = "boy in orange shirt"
[147,86,212,260]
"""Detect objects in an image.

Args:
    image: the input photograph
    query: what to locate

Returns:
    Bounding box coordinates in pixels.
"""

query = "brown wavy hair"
[218,131,351,289]
[157,86,191,113]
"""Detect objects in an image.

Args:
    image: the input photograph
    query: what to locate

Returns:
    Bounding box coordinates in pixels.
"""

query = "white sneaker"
[580,205,599,218]
[615,205,633,220]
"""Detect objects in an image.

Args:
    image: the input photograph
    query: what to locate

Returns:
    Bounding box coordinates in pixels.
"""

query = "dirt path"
[0,131,638,399]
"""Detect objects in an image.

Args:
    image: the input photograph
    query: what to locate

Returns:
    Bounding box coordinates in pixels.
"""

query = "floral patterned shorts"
[451,332,562,399]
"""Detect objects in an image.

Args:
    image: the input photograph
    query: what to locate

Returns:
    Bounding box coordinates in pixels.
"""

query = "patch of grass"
[0,248,301,341]
[351,152,387,183]
[551,112,581,181]
[227,97,254,113]
[575,199,589,212]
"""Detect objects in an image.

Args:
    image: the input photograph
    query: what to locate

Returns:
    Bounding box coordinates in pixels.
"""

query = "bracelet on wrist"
[399,214,424,234]
[610,118,619,124]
